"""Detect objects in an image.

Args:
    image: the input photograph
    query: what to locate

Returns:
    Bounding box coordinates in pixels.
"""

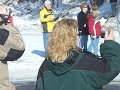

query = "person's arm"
[35,64,44,90]
[93,20,101,38]
[0,23,25,61]
[3,24,25,50]
[77,13,85,32]
[36,60,48,90]
[0,6,25,61]
[79,30,120,88]
[100,30,120,72]
[88,17,94,36]
[82,70,119,89]
[40,11,54,23]
[92,30,120,87]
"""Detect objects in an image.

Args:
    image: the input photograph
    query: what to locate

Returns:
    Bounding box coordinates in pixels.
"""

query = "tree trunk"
[52,0,54,5]
[56,0,59,8]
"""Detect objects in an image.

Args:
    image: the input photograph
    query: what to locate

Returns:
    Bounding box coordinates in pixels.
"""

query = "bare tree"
[52,0,55,5]
[56,0,63,8]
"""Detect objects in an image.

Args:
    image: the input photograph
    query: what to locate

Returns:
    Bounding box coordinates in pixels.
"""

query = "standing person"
[87,5,101,55]
[40,0,58,51]
[110,0,117,17]
[0,6,25,90]
[35,18,120,90]
[77,2,89,50]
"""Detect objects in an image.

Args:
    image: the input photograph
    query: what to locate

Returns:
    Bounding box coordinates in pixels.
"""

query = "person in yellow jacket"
[40,0,58,51]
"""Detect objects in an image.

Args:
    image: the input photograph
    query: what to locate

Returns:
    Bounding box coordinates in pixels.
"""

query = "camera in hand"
[101,31,105,38]
[0,14,10,21]
[0,14,10,25]
[53,16,59,21]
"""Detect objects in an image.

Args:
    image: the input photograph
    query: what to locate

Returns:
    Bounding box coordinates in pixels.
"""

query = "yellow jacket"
[40,7,55,32]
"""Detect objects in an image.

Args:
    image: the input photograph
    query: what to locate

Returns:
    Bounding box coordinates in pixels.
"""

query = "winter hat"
[44,0,52,7]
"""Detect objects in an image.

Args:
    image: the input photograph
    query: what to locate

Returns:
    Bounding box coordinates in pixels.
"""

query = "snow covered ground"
[7,17,120,90]
[6,0,120,89]
[8,30,120,90]
[8,29,43,84]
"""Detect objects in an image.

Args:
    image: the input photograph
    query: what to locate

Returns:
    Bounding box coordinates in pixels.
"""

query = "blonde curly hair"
[46,18,78,63]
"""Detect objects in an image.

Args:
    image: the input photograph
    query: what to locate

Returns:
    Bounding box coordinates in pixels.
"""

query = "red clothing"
[87,15,101,37]
[8,16,13,24]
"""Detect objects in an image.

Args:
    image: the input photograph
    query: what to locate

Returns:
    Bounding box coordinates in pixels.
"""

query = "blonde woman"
[87,5,101,55]
[36,18,120,90]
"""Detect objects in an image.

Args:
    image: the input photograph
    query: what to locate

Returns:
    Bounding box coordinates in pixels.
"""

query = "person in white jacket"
[0,5,25,90]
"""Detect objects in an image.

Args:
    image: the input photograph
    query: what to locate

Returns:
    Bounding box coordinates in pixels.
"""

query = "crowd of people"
[40,0,118,55]
[77,2,102,55]
[78,0,117,55]
[0,0,119,90]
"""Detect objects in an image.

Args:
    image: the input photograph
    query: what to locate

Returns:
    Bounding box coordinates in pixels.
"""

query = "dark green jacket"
[36,40,120,90]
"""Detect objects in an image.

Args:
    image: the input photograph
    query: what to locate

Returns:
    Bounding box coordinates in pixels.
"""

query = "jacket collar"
[47,47,84,76]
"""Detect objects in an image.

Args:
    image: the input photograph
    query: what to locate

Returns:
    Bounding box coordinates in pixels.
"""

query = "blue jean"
[111,2,117,14]
[79,35,88,51]
[88,37,99,55]
[43,32,50,51]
